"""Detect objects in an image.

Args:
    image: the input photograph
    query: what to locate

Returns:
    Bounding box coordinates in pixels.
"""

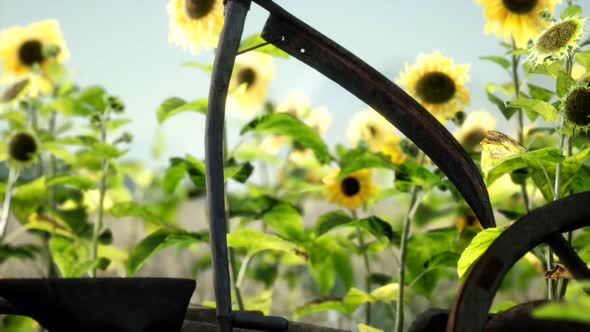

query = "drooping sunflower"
[167,0,224,54]
[0,19,69,84]
[381,134,407,165]
[562,86,590,129]
[7,131,39,169]
[528,16,587,66]
[396,52,470,122]
[453,111,497,152]
[348,109,394,151]
[475,0,562,49]
[324,169,377,209]
[227,52,275,117]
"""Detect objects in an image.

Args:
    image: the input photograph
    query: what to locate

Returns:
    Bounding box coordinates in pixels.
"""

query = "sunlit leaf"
[507,97,559,122]
[126,228,208,275]
[457,227,504,278]
[556,71,576,98]
[561,4,582,19]
[239,33,289,58]
[394,161,441,192]
[156,97,207,124]
[338,146,396,178]
[109,201,165,225]
[46,175,96,190]
[227,228,301,256]
[262,203,306,242]
[479,56,510,69]
[241,113,330,164]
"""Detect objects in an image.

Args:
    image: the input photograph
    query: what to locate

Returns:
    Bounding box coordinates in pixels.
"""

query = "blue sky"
[1,1,588,166]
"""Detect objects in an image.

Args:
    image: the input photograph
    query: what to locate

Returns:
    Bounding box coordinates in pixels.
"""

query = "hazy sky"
[1,1,588,166]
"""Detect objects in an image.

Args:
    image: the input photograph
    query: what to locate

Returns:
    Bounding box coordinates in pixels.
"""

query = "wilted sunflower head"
[396,52,470,122]
[529,16,586,66]
[167,0,224,54]
[324,168,376,209]
[348,109,394,151]
[0,20,69,84]
[480,130,526,178]
[227,52,275,117]
[562,86,590,128]
[475,0,562,49]
[454,111,497,152]
[8,132,38,167]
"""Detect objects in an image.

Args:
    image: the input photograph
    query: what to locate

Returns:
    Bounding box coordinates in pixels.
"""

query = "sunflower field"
[2,0,590,331]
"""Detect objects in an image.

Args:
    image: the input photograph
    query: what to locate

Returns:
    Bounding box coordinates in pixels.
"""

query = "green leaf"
[358,324,384,332]
[262,203,306,242]
[531,147,590,200]
[338,146,396,178]
[163,161,187,194]
[486,84,515,119]
[332,249,354,290]
[575,50,590,71]
[46,175,96,190]
[182,61,213,72]
[507,97,559,122]
[126,228,208,275]
[92,142,125,159]
[534,281,590,323]
[74,85,107,115]
[0,244,41,263]
[457,227,504,278]
[315,210,353,237]
[241,113,331,164]
[561,4,582,19]
[156,97,207,124]
[370,283,400,302]
[227,228,301,256]
[224,159,254,184]
[11,177,47,222]
[227,194,279,219]
[2,315,38,332]
[479,56,510,69]
[49,236,93,277]
[527,83,554,102]
[239,33,289,58]
[486,147,565,184]
[314,211,394,243]
[394,161,441,192]
[556,71,576,98]
[109,201,165,225]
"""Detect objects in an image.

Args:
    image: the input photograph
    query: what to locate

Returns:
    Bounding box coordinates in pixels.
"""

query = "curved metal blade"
[255,0,495,228]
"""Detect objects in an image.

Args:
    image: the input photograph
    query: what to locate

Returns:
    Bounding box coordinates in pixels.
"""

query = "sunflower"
[455,209,483,233]
[227,52,275,117]
[348,109,394,151]
[276,90,310,118]
[562,86,590,129]
[0,19,69,86]
[528,16,587,66]
[167,0,224,54]
[453,111,497,152]
[475,0,562,49]
[381,134,407,165]
[304,106,331,136]
[7,131,39,169]
[324,168,376,209]
[396,52,470,122]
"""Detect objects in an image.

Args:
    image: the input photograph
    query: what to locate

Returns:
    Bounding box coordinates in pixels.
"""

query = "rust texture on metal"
[447,192,590,332]
[254,0,495,228]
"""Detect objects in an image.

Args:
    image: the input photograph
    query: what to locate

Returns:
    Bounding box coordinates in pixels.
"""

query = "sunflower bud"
[563,86,590,127]
[9,132,38,164]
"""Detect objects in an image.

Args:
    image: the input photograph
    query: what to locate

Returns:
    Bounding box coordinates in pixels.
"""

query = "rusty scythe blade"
[447,192,590,332]
[252,0,495,228]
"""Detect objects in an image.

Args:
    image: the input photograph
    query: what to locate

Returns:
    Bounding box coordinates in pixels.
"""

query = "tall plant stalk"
[90,108,110,278]
[394,185,422,332]
[351,209,372,325]
[0,168,19,241]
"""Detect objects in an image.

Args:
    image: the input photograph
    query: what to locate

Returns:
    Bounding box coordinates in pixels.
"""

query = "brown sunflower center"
[18,40,44,67]
[564,87,590,127]
[537,20,579,53]
[185,0,215,19]
[502,0,538,14]
[461,129,487,151]
[415,71,456,104]
[236,67,257,90]
[9,132,38,162]
[340,177,361,196]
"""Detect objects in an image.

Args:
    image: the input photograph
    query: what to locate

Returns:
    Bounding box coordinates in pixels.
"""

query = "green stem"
[352,209,371,325]
[0,168,19,242]
[223,123,245,311]
[394,186,422,332]
[90,111,110,278]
